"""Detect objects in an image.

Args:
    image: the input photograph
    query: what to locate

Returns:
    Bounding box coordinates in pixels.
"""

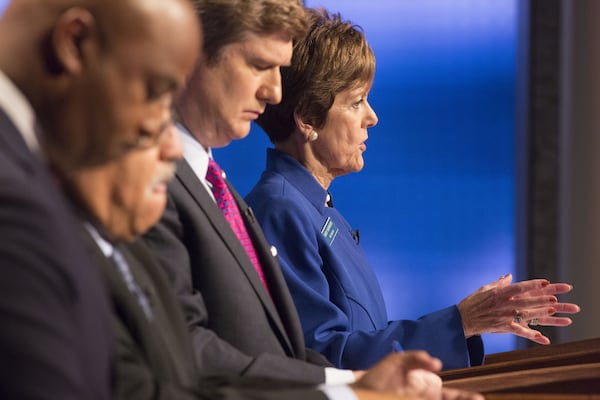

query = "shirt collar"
[266,148,330,212]
[84,222,114,258]
[0,69,39,153]
[177,122,213,180]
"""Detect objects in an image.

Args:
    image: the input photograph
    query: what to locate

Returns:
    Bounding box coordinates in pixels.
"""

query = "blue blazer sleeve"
[248,185,483,371]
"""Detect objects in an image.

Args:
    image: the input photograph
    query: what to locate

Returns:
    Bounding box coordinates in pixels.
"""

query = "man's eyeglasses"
[122,119,173,151]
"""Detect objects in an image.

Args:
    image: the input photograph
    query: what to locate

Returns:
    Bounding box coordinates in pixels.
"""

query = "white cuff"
[318,384,359,400]
[324,367,356,385]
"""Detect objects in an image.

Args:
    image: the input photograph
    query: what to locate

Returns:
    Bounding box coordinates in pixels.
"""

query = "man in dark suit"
[142,0,345,384]
[0,0,188,396]
[0,89,114,400]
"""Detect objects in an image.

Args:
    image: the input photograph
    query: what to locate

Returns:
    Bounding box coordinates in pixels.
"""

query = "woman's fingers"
[513,283,574,298]
[458,274,580,340]
[496,279,550,298]
[509,301,580,324]
[552,302,581,314]
[506,295,557,310]
[509,306,553,323]
[478,273,513,292]
[508,321,550,344]
[539,283,574,295]
[533,315,573,326]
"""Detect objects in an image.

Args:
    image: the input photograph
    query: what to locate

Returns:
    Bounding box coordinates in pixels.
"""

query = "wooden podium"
[439,338,600,399]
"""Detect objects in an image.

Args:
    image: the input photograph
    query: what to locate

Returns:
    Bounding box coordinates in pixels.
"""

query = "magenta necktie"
[205,159,270,295]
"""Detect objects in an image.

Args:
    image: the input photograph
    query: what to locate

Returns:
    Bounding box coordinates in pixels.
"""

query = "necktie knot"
[206,159,227,190]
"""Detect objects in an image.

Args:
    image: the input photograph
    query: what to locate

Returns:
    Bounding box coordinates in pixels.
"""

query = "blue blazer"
[246,149,484,370]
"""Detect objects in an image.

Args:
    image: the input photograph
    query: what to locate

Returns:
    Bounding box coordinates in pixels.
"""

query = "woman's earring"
[308,130,319,142]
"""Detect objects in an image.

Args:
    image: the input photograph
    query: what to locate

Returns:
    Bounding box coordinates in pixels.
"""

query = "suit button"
[270,246,278,257]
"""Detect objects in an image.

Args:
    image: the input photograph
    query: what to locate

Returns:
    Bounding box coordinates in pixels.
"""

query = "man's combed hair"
[189,0,308,65]
[256,8,375,144]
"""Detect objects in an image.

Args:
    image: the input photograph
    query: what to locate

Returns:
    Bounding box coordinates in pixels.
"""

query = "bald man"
[0,0,199,398]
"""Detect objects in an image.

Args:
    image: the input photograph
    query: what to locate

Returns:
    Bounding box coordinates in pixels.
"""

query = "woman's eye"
[352,99,364,109]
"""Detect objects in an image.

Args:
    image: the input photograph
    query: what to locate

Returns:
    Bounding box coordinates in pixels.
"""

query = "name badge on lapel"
[320,217,339,247]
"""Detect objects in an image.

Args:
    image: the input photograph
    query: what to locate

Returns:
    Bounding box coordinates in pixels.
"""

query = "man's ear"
[51,7,96,74]
[293,111,314,138]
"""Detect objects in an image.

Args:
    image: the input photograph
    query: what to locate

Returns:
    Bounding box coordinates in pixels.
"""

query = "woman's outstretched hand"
[457,274,580,344]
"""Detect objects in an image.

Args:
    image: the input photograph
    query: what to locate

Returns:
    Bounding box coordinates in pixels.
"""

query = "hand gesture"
[458,274,580,344]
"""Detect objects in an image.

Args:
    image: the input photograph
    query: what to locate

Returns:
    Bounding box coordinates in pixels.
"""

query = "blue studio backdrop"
[220,0,519,354]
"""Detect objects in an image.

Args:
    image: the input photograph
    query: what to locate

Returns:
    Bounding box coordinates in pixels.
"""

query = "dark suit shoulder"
[0,124,114,400]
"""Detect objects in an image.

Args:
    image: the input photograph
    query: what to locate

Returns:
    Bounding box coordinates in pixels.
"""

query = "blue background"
[217,0,518,355]
[0,0,7,15]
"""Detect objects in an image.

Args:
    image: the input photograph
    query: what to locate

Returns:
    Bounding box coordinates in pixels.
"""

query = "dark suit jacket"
[83,230,200,399]
[0,108,114,400]
[83,229,327,400]
[143,158,331,383]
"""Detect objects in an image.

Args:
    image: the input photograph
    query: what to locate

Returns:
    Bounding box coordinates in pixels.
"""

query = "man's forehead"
[112,0,199,74]
[237,31,293,64]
